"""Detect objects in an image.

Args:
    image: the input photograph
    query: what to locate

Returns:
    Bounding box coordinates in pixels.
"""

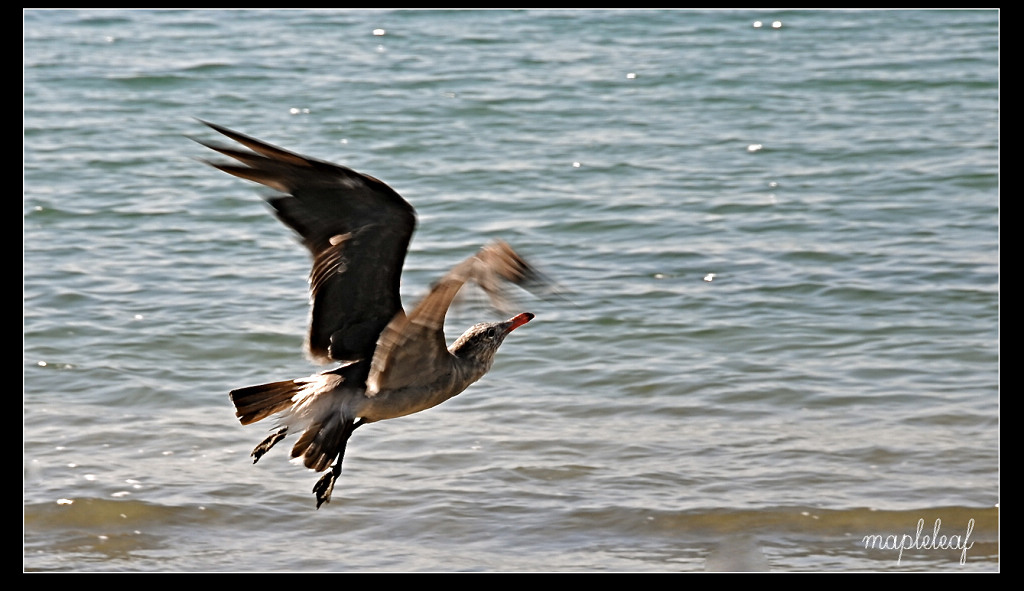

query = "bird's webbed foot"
[251,427,288,464]
[313,462,343,509]
[311,419,362,509]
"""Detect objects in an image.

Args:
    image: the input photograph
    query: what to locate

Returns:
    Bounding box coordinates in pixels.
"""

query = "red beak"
[508,312,534,331]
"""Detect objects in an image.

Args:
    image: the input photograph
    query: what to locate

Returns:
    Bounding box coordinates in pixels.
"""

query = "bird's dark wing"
[366,240,539,395]
[195,121,417,364]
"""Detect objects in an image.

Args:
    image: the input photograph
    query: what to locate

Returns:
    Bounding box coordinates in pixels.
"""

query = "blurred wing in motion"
[366,240,543,395]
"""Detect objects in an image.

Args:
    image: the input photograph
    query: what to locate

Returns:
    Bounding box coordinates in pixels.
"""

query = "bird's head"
[450,312,534,368]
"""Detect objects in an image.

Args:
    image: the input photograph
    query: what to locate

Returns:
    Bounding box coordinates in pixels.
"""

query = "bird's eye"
[485,327,497,339]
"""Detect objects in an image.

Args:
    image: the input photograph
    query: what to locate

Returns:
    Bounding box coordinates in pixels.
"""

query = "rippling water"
[23,9,999,571]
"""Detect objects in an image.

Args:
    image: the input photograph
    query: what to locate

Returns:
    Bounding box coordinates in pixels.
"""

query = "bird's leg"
[312,419,364,509]
[251,427,288,464]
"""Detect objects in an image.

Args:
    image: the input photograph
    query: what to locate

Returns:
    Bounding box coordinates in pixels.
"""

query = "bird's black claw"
[313,467,339,509]
[251,427,288,464]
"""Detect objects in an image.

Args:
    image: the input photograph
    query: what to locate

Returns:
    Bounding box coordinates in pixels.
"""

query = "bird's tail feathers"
[229,379,303,425]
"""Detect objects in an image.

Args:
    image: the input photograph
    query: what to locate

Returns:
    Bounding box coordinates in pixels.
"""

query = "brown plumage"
[196,121,543,508]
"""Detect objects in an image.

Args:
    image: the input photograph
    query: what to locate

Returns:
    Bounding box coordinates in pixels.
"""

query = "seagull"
[195,121,543,508]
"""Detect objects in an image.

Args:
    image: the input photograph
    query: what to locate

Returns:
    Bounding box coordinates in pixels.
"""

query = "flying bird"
[195,121,543,508]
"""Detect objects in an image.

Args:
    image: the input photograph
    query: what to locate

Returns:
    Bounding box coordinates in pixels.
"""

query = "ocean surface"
[23,9,999,572]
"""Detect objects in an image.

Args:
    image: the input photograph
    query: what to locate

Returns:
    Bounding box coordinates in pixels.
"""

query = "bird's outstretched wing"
[366,240,540,395]
[195,121,417,364]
